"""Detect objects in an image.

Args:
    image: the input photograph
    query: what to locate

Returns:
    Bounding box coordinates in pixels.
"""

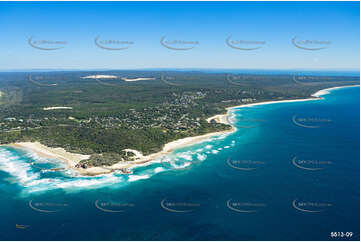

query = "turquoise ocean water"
[0,86,359,240]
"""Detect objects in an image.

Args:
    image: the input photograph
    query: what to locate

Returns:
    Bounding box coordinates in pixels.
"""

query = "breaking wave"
[0,129,236,196]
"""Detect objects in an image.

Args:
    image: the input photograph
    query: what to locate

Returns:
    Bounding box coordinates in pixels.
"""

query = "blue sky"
[0,1,359,70]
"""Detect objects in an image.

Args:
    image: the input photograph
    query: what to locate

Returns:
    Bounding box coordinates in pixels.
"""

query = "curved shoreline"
[311,84,360,97]
[5,85,359,176]
[207,84,360,126]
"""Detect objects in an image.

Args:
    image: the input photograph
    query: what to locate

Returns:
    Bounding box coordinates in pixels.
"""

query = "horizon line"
[0,67,359,72]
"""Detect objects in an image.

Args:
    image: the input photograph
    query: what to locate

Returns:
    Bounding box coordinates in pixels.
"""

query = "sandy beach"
[206,85,360,124]
[311,85,360,97]
[104,127,236,174]
[9,142,90,168]
[6,85,359,176]
[206,98,321,126]
[6,128,235,176]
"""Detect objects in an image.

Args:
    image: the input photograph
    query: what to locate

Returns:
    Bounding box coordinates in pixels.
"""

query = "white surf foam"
[211,150,219,154]
[196,154,207,161]
[128,174,150,182]
[0,149,39,183]
[154,167,165,173]
[1,124,236,195]
[177,153,193,161]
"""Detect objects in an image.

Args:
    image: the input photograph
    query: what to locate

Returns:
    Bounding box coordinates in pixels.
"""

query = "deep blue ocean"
[0,86,359,241]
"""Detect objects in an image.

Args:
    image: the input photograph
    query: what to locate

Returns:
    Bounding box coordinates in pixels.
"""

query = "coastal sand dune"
[43,107,73,110]
[206,114,230,125]
[121,77,156,82]
[81,75,118,79]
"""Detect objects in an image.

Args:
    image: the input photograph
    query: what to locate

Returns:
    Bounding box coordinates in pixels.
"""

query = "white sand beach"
[108,127,236,172]
[311,85,360,97]
[6,127,235,176]
[206,98,320,125]
[9,142,90,168]
[206,85,360,125]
